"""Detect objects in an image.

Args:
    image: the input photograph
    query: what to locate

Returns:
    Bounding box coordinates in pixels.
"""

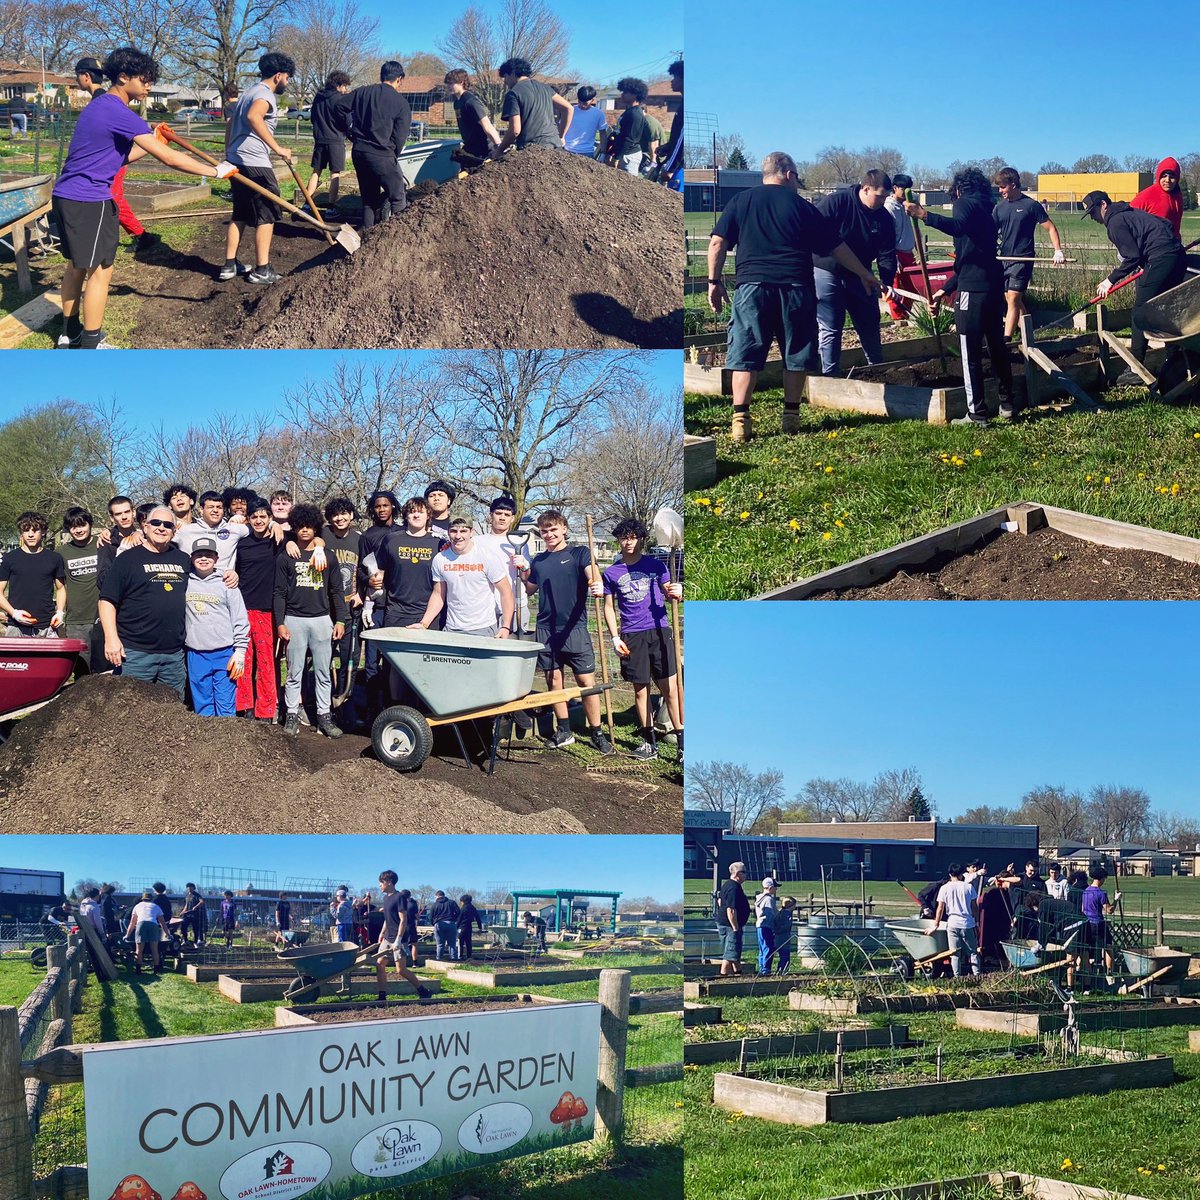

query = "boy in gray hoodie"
[185,536,250,716]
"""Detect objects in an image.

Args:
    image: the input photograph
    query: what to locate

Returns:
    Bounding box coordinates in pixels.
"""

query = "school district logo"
[457,1102,533,1155]
[218,1142,330,1200]
[351,1120,442,1178]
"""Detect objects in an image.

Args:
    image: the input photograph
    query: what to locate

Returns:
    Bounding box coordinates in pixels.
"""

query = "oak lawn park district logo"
[350,1119,442,1178]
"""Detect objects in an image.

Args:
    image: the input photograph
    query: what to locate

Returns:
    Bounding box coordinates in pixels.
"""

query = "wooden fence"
[1,966,681,1200]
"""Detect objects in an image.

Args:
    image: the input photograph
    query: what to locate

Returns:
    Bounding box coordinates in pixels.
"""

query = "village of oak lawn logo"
[457,1101,534,1155]
[217,1141,332,1200]
[349,1119,442,1178]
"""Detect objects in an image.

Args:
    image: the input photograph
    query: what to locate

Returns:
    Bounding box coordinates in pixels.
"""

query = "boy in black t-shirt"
[610,77,648,174]
[373,870,432,1001]
[444,69,501,162]
[992,166,1065,339]
[307,70,352,215]
[0,511,67,636]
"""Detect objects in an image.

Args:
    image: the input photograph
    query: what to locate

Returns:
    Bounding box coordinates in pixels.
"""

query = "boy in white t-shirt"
[474,495,532,634]
[412,516,514,637]
[933,863,981,978]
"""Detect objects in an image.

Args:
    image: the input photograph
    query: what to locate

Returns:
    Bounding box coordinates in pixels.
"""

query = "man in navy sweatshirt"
[814,169,899,375]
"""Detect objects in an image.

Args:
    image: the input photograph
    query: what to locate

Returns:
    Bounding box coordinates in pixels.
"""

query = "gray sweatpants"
[284,614,333,715]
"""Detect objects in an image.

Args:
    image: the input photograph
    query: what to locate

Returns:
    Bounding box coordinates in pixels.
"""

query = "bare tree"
[25,0,89,71]
[871,767,926,820]
[1016,785,1087,842]
[564,382,682,532]
[816,145,860,185]
[686,760,786,834]
[955,805,1019,825]
[858,145,906,177]
[276,0,380,102]
[431,349,641,518]
[437,0,570,115]
[133,411,277,499]
[81,0,203,73]
[1086,785,1151,845]
[1072,153,1119,174]
[0,1,28,58]
[1123,154,1157,173]
[177,0,298,100]
[795,777,880,822]
[388,49,449,76]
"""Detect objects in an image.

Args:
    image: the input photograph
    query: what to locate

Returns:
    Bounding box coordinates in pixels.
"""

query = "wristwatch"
[708,278,722,285]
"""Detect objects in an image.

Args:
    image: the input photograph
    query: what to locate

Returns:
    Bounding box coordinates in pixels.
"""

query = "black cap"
[74,56,103,75]
[489,494,516,513]
[424,480,456,502]
[1080,190,1109,219]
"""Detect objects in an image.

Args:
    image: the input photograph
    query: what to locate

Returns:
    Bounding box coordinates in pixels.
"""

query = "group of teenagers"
[707,152,1193,437]
[44,43,683,350]
[0,480,684,761]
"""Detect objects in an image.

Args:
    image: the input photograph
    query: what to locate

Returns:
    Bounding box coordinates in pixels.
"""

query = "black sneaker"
[589,729,615,756]
[544,728,575,749]
[217,261,248,281]
[283,711,300,737]
[416,985,432,999]
[316,714,343,739]
[247,264,281,285]
[632,740,657,760]
[998,400,1023,420]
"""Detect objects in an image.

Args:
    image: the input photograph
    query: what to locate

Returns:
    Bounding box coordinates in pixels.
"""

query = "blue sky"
[686,0,1200,171]
[0,836,681,901]
[2,350,681,440]
[371,0,682,84]
[686,602,1200,820]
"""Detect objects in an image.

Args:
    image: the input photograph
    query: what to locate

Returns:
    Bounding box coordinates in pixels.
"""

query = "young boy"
[52,46,231,348]
[323,496,362,701]
[476,495,532,635]
[184,536,249,717]
[220,891,239,948]
[274,503,347,738]
[413,517,513,637]
[374,870,432,1001]
[59,506,103,669]
[520,510,612,754]
[774,896,797,975]
[0,512,67,636]
[599,517,683,761]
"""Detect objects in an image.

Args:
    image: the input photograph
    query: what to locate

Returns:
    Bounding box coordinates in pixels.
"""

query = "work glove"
[227,655,245,680]
[50,610,66,629]
[612,636,630,657]
[214,160,237,179]
[1095,278,1113,299]
[665,582,683,601]
[1052,249,1065,266]
[589,580,605,598]
[153,122,171,144]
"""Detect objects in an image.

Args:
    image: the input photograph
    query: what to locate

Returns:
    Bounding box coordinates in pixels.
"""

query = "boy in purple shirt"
[1081,868,1120,989]
[51,46,234,348]
[599,517,683,762]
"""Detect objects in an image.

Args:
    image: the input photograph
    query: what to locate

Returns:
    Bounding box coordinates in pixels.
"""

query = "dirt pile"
[0,675,595,833]
[236,147,682,349]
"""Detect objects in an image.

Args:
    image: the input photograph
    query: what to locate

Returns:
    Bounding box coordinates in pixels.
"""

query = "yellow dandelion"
[788,519,801,531]
[756,490,764,500]
[695,497,711,506]
[973,448,982,457]
[1158,1164,1166,1171]
[739,511,750,520]
[835,520,844,528]
[825,465,834,474]
[1085,474,1092,482]
[1138,472,1145,479]
[1194,433,1200,439]
[822,532,833,540]
[827,431,838,439]
[713,507,723,516]
[1172,483,1181,495]
[1104,476,1111,485]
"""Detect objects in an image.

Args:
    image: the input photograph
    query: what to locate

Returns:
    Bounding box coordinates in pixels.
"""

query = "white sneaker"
[56,334,79,349]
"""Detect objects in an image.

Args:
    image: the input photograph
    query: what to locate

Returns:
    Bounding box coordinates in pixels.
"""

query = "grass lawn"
[31,961,682,1200]
[0,954,44,1006]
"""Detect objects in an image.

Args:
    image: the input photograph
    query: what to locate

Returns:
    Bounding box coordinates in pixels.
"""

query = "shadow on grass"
[128,978,169,1039]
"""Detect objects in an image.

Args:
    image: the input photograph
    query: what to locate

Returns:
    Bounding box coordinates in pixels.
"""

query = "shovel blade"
[335,224,361,254]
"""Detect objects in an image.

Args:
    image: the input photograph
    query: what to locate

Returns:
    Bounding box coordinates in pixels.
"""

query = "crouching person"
[184,536,249,716]
[274,503,347,738]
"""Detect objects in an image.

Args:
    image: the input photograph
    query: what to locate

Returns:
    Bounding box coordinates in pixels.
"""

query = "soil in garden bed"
[0,676,677,833]
[300,998,547,1023]
[811,526,1200,601]
[848,348,1096,388]
[129,148,682,350]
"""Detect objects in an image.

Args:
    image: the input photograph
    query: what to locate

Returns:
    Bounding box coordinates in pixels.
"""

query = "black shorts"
[230,165,280,227]
[619,626,676,686]
[537,623,595,675]
[1004,262,1033,293]
[52,195,119,269]
[311,140,346,174]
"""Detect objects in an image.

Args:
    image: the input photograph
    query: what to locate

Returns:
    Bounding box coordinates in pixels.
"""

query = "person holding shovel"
[348,61,412,231]
[220,51,296,285]
[51,47,233,349]
[905,167,1016,425]
[1081,189,1187,379]
[599,517,682,762]
[992,167,1066,340]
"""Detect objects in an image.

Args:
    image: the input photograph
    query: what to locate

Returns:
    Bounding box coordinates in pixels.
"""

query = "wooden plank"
[806,375,942,423]
[1099,330,1157,384]
[628,989,684,1015]
[0,289,62,349]
[1019,314,1040,408]
[33,1164,89,1200]
[624,1062,683,1087]
[685,1024,910,1065]
[75,914,118,982]
[1039,504,1200,564]
[684,434,717,490]
[20,1043,86,1084]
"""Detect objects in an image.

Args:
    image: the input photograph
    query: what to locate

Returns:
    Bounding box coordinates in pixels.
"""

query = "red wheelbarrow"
[0,636,88,739]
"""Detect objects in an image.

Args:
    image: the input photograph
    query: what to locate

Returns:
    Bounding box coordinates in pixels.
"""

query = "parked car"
[174,107,215,122]
[285,107,311,120]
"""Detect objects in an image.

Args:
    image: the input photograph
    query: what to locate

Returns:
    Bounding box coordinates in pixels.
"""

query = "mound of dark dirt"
[232,147,681,349]
[0,675,675,833]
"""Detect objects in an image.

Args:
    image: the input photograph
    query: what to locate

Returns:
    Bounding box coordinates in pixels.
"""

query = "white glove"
[664,582,683,601]
[1095,278,1113,299]
[310,546,327,572]
[612,636,629,657]
[214,160,237,179]
[589,580,605,598]
[1052,249,1065,266]
[50,610,66,629]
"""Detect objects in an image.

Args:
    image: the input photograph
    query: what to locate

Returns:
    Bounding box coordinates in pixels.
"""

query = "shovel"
[584,514,617,747]
[906,188,947,373]
[158,125,360,255]
[651,506,685,723]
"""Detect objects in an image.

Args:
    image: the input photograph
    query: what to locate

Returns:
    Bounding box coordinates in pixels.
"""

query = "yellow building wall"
[1036,172,1152,203]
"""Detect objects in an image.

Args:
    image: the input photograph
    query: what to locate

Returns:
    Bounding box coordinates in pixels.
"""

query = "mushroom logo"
[106,1176,162,1200]
[549,1091,589,1132]
[170,1184,206,1200]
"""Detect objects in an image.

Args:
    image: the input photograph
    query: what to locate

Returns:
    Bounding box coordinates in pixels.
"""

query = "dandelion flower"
[695,497,711,506]
[788,519,801,531]
[835,520,844,528]
[756,491,764,500]
[1138,472,1145,479]
[827,431,838,439]
[1104,476,1111,485]
[1194,433,1199,439]
[739,511,750,520]
[1172,483,1181,495]
[825,466,834,474]
[973,448,982,457]
[822,532,833,540]
[1158,1164,1166,1171]
[1085,474,1093,482]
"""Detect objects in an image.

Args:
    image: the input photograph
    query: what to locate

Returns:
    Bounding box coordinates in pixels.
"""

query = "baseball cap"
[762,877,776,889]
[1080,190,1109,219]
[190,536,219,557]
[74,57,103,76]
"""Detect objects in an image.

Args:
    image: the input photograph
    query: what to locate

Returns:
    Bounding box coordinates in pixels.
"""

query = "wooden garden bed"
[274,992,564,1026]
[217,972,442,1003]
[444,961,671,989]
[824,1172,1150,1199]
[684,1023,910,1065]
[958,999,1200,1036]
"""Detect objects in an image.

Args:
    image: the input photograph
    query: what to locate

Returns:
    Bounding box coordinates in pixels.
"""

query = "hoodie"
[185,570,250,663]
[1130,156,1183,238]
[1101,200,1184,283]
[923,189,1003,295]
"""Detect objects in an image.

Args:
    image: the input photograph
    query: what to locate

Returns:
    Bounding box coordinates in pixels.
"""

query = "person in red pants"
[74,57,156,251]
[233,495,281,720]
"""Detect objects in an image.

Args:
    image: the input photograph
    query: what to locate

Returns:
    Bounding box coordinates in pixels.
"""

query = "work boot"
[730,408,752,442]
[780,405,802,434]
[283,711,300,737]
[316,713,343,739]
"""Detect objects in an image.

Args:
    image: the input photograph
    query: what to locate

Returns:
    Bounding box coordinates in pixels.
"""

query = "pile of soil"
[813,526,1200,600]
[170,148,681,350]
[0,676,676,833]
[300,997,549,1023]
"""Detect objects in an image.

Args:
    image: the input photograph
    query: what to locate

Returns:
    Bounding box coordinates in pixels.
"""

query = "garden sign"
[83,1003,601,1200]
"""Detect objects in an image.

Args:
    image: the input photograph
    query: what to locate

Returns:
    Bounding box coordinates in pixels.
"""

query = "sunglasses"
[146,519,175,529]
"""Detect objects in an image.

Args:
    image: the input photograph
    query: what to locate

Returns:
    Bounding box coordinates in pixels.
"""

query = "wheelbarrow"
[487,925,529,950]
[0,636,89,741]
[1119,945,1192,994]
[885,918,953,980]
[361,627,611,773]
[276,939,380,1002]
[1134,268,1200,401]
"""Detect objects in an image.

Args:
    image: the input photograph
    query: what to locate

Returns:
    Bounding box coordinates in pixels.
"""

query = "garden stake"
[906,187,947,372]
[584,514,616,747]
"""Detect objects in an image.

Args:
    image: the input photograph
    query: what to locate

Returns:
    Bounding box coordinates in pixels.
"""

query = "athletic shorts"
[1085,921,1112,950]
[620,626,676,685]
[311,140,346,174]
[230,164,280,227]
[135,920,162,945]
[52,195,119,269]
[377,936,406,966]
[537,623,595,674]
[1004,262,1034,293]
[727,281,820,373]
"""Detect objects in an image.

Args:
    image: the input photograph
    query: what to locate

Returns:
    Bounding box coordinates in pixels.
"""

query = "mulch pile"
[232,147,682,349]
[0,675,648,833]
[812,526,1200,600]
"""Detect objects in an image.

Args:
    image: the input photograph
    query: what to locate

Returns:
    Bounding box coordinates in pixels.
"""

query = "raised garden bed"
[713,1054,1173,1125]
[218,972,442,1003]
[275,992,565,1026]
[684,1001,722,1027]
[789,982,1047,1017]
[685,434,717,490]
[958,999,1200,1036]
[824,1172,1150,1200]
[684,1023,910,1066]
[684,975,797,1000]
[444,961,673,988]
[419,949,561,972]
[759,502,1200,601]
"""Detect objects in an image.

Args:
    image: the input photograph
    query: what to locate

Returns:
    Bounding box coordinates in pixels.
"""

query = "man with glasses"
[98,505,191,696]
[411,517,513,638]
[0,512,67,637]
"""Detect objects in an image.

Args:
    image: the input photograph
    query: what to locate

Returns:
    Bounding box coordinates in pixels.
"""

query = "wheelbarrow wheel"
[371,705,433,772]
[30,946,48,969]
[285,975,320,1003]
[892,956,912,982]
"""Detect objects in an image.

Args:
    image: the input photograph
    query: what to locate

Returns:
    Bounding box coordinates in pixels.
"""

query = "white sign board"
[84,1003,600,1200]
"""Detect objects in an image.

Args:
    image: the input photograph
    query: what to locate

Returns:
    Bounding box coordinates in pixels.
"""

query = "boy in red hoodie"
[1131,157,1183,237]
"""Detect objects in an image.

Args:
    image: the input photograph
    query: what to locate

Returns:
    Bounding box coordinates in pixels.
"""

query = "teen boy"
[234,495,281,721]
[184,536,249,717]
[520,510,613,754]
[0,512,66,636]
[307,70,353,215]
[52,46,232,348]
[444,68,501,160]
[992,166,1065,339]
[374,869,432,1002]
[599,518,683,761]
[59,506,104,669]
[412,517,513,637]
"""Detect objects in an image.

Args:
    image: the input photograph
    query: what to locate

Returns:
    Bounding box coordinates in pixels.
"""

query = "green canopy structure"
[510,888,622,932]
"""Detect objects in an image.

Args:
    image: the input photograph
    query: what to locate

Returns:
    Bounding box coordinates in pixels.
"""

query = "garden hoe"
[651,506,685,723]
[158,125,361,255]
